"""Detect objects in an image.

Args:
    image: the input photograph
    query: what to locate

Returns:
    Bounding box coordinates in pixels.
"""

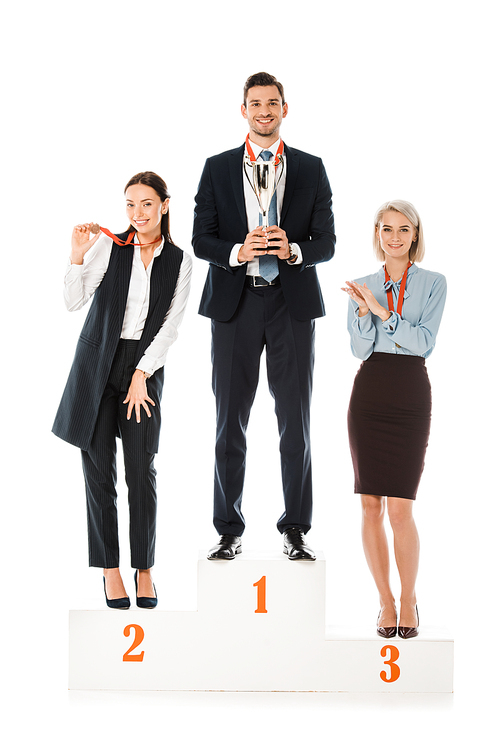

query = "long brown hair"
[124,171,173,244]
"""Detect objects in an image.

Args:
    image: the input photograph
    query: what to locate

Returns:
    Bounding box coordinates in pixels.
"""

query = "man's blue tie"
[258,150,279,282]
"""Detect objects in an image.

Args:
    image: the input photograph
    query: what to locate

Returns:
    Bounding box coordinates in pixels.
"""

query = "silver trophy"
[244,153,284,227]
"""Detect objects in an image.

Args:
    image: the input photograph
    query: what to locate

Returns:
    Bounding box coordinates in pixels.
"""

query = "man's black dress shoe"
[283,528,316,560]
[207,534,242,560]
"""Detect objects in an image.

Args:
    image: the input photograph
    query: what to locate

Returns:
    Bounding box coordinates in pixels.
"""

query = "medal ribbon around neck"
[93,225,162,248]
[245,134,284,165]
[384,261,412,317]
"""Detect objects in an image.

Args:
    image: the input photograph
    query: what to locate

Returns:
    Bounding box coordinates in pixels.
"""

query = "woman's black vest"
[52,233,184,452]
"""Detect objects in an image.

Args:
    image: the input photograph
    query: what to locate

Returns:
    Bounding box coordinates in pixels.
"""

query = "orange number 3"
[123,624,145,662]
[380,645,400,682]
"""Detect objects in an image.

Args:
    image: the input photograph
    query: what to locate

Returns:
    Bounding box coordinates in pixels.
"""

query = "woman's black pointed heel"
[103,576,130,610]
[134,570,158,609]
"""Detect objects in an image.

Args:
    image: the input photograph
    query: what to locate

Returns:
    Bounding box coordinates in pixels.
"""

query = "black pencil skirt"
[347,352,431,500]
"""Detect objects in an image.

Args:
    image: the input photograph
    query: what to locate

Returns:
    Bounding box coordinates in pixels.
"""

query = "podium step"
[69,552,453,692]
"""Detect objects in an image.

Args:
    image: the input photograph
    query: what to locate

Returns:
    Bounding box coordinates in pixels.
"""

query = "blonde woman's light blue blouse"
[348,264,447,360]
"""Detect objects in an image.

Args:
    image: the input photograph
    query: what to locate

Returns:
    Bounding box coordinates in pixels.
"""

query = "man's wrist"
[230,244,245,266]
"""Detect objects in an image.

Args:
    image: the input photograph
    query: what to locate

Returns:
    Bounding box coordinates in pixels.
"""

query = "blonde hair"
[373,200,425,263]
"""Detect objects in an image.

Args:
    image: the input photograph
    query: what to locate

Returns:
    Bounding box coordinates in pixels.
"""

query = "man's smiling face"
[241,85,288,143]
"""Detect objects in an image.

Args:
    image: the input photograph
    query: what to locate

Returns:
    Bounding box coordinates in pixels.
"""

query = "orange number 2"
[253,576,268,613]
[380,645,400,682]
[123,624,145,662]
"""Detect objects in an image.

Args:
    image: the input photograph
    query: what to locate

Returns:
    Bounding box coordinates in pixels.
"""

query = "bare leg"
[361,495,397,626]
[136,568,156,598]
[103,567,128,600]
[387,497,419,627]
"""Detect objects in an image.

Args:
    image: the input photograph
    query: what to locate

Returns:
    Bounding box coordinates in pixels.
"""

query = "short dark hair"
[124,171,173,244]
[243,72,285,106]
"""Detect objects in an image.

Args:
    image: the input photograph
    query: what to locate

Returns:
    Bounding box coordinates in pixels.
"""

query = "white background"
[2,0,498,745]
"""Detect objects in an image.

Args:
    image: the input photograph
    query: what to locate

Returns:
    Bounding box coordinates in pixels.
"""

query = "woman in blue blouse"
[343,200,446,639]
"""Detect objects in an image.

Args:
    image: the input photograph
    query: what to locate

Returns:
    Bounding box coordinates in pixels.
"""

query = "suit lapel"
[228,144,248,231]
[148,251,161,311]
[227,143,299,230]
[148,243,172,312]
[136,245,183,365]
[281,144,300,226]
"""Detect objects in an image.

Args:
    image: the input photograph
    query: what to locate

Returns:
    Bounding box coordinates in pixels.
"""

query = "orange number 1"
[380,645,400,682]
[253,576,267,613]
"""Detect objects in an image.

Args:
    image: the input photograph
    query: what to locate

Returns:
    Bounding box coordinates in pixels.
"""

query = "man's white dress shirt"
[229,137,303,274]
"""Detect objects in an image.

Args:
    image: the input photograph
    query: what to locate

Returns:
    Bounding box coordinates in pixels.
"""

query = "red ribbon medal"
[384,262,412,317]
[92,225,161,248]
[245,134,284,165]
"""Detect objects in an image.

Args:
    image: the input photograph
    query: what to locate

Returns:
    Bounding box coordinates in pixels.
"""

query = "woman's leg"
[119,390,157,598]
[81,383,120,570]
[82,346,132,600]
[135,568,156,598]
[387,497,419,627]
[122,432,157,575]
[103,567,128,599]
[82,387,130,600]
[361,494,397,625]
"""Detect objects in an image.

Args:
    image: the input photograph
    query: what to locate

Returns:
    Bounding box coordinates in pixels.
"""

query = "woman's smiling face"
[376,210,417,262]
[125,184,168,235]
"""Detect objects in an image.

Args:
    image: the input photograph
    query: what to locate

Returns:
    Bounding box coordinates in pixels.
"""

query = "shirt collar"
[378,262,417,289]
[132,234,165,257]
[246,137,281,160]
[378,264,417,307]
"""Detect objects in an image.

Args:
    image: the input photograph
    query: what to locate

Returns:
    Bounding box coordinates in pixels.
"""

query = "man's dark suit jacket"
[192,143,335,321]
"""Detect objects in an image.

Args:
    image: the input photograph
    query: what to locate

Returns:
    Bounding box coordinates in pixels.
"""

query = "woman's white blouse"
[64,233,192,375]
[348,264,447,360]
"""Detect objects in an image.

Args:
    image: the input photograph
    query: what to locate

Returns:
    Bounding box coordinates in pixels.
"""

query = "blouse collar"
[132,234,165,257]
[378,262,417,293]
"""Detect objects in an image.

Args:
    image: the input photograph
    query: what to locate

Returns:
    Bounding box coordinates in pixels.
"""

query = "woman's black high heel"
[398,604,419,639]
[103,577,130,610]
[134,570,158,609]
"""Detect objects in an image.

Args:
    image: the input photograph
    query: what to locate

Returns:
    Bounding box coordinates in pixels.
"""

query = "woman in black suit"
[53,172,192,608]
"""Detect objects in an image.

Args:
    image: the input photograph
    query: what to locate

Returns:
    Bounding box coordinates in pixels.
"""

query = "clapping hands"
[342,281,390,321]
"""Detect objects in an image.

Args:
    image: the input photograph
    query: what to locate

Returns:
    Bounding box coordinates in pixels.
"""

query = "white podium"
[69,552,453,692]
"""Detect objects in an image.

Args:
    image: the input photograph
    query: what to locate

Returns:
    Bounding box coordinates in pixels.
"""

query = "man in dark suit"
[193,72,335,561]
